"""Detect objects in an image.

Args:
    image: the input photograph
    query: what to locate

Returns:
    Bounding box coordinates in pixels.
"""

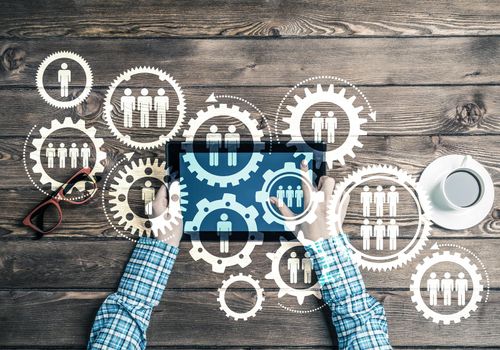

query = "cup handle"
[461,155,472,167]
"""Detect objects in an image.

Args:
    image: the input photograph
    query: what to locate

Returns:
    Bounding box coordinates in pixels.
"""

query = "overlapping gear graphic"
[36,51,94,109]
[266,234,322,305]
[182,103,264,187]
[108,158,185,237]
[104,66,186,150]
[217,273,265,321]
[30,117,106,193]
[410,251,484,324]
[255,161,324,231]
[184,193,263,273]
[328,164,433,272]
[283,84,367,168]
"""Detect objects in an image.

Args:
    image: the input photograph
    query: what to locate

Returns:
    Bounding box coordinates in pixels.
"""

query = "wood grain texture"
[0,1,499,38]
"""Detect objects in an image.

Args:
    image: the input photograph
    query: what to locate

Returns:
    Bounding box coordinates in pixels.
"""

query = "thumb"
[269,196,296,218]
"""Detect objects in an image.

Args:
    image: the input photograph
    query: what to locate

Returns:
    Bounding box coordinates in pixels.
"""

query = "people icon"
[312,111,324,143]
[69,143,79,168]
[295,185,304,208]
[137,88,152,128]
[154,88,169,128]
[387,219,399,251]
[45,142,56,169]
[216,213,232,253]
[360,185,373,217]
[58,62,71,97]
[456,272,468,306]
[360,219,373,250]
[276,185,286,208]
[287,251,300,284]
[285,185,294,207]
[387,185,399,217]
[427,272,440,306]
[121,88,136,128]
[142,180,156,216]
[325,111,338,143]
[206,125,222,167]
[81,143,91,168]
[374,185,386,217]
[224,125,240,167]
[441,272,454,306]
[302,252,313,284]
[374,219,386,250]
[57,143,67,168]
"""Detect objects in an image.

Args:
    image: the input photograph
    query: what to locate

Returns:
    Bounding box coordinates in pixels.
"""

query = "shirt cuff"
[117,237,179,307]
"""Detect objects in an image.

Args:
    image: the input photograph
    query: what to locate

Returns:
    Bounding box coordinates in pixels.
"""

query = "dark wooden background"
[0,1,499,349]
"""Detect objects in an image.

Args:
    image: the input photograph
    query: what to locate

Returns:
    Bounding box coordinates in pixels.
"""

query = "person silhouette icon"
[81,142,91,168]
[69,142,79,168]
[121,88,135,128]
[58,62,71,97]
[154,88,169,128]
[57,142,67,168]
[137,88,152,128]
[216,213,232,253]
[45,142,56,169]
[427,272,440,306]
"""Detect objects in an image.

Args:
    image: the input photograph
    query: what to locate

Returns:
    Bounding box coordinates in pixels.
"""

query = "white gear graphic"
[410,251,484,324]
[36,51,93,109]
[265,233,322,305]
[104,66,186,150]
[182,103,264,187]
[217,273,265,321]
[328,164,433,271]
[283,84,367,168]
[255,162,324,231]
[185,193,263,273]
[30,117,106,193]
[108,158,185,237]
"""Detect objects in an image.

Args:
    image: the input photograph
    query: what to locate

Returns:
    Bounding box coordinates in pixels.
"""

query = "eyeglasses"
[22,167,98,237]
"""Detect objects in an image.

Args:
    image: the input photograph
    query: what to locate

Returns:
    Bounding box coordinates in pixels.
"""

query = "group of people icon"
[58,62,71,97]
[427,272,469,306]
[361,185,400,217]
[360,218,399,251]
[120,88,170,128]
[276,185,304,209]
[312,110,337,143]
[206,125,240,167]
[287,251,313,284]
[45,142,91,169]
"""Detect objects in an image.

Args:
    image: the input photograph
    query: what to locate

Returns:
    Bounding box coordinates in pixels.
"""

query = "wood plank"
[0,239,498,290]
[1,85,499,137]
[0,289,498,347]
[1,37,499,86]
[1,1,499,38]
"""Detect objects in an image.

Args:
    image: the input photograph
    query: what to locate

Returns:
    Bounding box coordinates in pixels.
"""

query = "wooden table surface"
[0,1,499,349]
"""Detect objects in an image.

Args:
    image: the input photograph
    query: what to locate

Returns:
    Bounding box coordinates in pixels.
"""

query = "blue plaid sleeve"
[87,237,179,350]
[305,234,392,350]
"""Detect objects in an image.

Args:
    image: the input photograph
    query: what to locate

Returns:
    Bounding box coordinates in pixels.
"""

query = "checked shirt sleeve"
[305,234,392,350]
[88,237,179,350]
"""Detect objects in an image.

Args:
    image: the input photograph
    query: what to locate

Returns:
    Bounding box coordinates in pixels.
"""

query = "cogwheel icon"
[327,164,433,272]
[104,66,186,150]
[182,103,264,187]
[410,251,483,324]
[265,233,322,305]
[217,273,265,321]
[36,51,93,109]
[185,193,263,273]
[108,158,186,237]
[283,84,367,168]
[255,162,324,231]
[30,117,106,193]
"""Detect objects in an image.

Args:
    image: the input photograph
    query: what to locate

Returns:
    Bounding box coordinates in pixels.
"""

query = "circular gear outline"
[327,164,433,272]
[255,161,324,231]
[104,66,186,150]
[265,233,322,305]
[281,83,367,168]
[410,251,483,324]
[217,273,265,321]
[36,51,93,109]
[182,103,264,187]
[29,117,106,195]
[185,193,263,273]
[107,158,186,237]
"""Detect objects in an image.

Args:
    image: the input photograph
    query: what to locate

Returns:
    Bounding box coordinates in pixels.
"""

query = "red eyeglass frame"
[22,167,98,236]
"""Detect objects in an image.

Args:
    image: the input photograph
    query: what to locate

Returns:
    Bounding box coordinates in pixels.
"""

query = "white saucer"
[418,155,494,230]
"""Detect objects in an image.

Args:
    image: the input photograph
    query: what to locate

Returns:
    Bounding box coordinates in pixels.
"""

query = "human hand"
[270,160,350,242]
[150,182,183,247]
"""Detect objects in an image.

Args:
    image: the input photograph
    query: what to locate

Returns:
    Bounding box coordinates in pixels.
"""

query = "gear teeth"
[217,274,264,321]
